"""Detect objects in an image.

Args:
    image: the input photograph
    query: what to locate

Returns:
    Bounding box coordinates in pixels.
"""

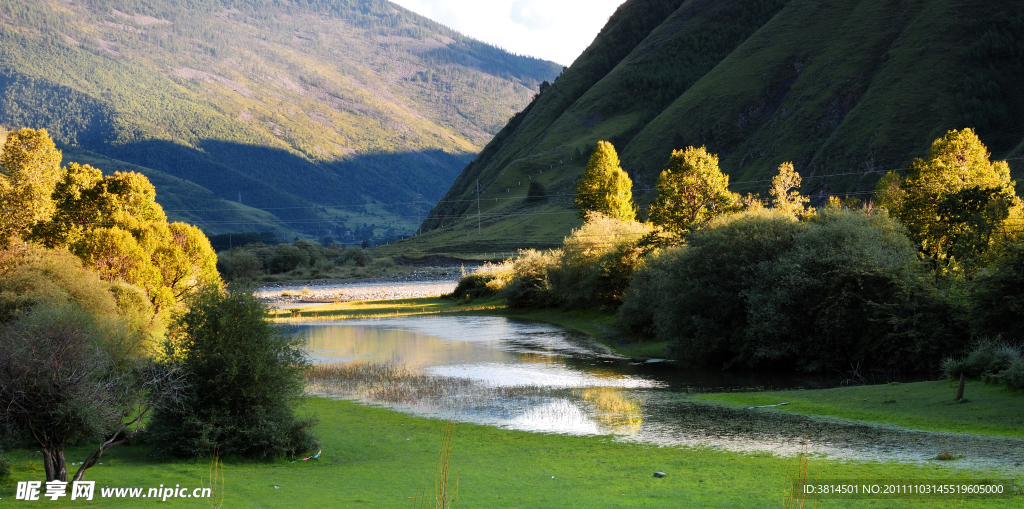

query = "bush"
[216,248,263,280]
[620,209,802,366]
[743,207,964,372]
[497,249,561,309]
[269,244,310,273]
[549,212,653,310]
[943,339,1024,391]
[148,286,316,458]
[943,339,1021,377]
[0,449,9,481]
[337,246,373,267]
[970,241,1024,341]
[619,208,967,373]
[1001,358,1024,390]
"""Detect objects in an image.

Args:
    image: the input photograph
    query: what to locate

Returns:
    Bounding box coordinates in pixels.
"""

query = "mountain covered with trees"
[413,0,1024,254]
[0,0,561,240]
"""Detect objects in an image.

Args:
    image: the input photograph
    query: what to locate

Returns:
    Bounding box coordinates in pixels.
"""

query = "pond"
[297,315,1023,471]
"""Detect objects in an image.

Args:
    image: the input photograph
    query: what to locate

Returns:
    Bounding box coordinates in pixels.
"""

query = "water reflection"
[298,316,1024,471]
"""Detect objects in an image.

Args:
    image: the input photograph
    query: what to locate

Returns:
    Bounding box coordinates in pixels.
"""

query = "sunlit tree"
[647,146,739,242]
[875,128,1022,270]
[770,162,811,218]
[574,141,636,221]
[0,128,63,240]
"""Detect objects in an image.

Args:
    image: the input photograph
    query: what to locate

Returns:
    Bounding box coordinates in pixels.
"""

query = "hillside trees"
[875,128,1022,271]
[0,129,219,317]
[647,146,739,243]
[575,141,636,221]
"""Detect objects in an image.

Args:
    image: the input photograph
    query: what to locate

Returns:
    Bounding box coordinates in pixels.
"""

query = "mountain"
[0,0,561,240]
[409,0,1024,254]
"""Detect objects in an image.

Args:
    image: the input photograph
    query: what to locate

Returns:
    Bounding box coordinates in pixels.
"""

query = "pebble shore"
[256,272,462,309]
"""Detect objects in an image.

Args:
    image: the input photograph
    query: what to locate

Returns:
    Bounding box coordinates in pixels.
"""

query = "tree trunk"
[955,373,965,401]
[42,448,67,482]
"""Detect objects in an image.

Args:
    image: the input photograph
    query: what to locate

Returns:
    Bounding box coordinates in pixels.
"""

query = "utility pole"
[477,179,481,235]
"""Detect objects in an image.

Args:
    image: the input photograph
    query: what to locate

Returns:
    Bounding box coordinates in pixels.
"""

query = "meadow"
[1,397,1020,508]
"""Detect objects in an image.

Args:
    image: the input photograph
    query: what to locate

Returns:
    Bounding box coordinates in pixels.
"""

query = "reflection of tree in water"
[577,387,642,434]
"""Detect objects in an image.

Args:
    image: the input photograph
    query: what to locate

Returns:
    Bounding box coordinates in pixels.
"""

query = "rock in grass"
[653,471,667,478]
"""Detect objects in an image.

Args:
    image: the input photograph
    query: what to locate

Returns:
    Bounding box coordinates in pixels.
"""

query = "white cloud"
[390,0,625,66]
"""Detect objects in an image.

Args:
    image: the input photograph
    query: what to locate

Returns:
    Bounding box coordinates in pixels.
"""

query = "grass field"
[1,397,1020,508]
[696,381,1024,438]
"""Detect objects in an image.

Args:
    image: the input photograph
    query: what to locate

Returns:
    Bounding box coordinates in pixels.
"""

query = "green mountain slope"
[408,0,1024,254]
[0,0,561,239]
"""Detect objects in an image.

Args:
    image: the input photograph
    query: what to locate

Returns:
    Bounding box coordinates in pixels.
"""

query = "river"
[296,315,1024,472]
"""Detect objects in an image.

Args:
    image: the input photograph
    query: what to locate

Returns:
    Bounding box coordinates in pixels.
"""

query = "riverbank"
[695,380,1024,438]
[274,296,669,358]
[1,398,1018,508]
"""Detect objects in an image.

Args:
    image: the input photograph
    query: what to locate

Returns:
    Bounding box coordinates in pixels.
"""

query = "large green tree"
[26,149,220,315]
[574,141,636,221]
[0,128,63,240]
[148,285,316,458]
[647,146,739,242]
[875,128,1022,271]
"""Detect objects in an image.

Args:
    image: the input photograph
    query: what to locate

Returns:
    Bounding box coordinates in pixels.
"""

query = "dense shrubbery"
[216,240,375,280]
[969,241,1024,341]
[148,286,316,459]
[943,340,1024,391]
[456,212,652,310]
[620,207,967,372]
[451,131,1024,379]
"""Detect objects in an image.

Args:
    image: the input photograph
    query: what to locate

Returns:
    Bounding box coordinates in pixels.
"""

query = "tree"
[148,285,316,458]
[0,244,178,482]
[574,141,636,221]
[31,157,220,315]
[647,146,739,242]
[769,162,811,217]
[875,128,1022,271]
[0,304,177,482]
[0,128,63,240]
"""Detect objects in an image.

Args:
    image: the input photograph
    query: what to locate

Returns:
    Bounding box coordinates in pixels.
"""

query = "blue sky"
[390,0,626,66]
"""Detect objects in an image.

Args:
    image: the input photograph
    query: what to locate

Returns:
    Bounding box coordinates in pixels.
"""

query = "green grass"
[696,380,1024,438]
[1,398,1019,507]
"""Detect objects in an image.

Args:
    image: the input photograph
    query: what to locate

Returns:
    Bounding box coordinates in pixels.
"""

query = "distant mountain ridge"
[412,0,1024,254]
[0,0,561,240]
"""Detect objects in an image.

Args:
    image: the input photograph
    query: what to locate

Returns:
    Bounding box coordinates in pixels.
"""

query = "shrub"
[943,339,1021,378]
[549,212,653,309]
[970,241,1024,341]
[497,249,561,309]
[1001,358,1024,390]
[337,246,373,267]
[0,449,9,481]
[216,248,263,280]
[269,244,310,273]
[620,208,967,373]
[943,339,1024,391]
[620,209,802,366]
[743,207,964,372]
[148,286,316,458]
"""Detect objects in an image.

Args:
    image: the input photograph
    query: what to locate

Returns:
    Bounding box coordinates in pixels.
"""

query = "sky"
[390,0,626,66]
